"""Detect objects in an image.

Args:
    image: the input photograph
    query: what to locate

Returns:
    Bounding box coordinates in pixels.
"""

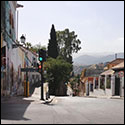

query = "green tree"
[44,57,72,96]
[56,29,81,64]
[30,42,46,53]
[70,74,81,96]
[48,24,58,59]
[26,42,32,49]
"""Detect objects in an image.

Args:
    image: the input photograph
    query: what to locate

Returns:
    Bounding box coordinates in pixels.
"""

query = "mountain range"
[73,52,124,66]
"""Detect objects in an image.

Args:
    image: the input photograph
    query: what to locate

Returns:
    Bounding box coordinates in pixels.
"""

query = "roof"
[20,45,38,57]
[107,58,124,65]
[112,61,124,70]
[100,69,114,76]
[104,66,108,70]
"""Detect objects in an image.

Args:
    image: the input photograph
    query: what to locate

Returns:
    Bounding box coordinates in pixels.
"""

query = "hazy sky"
[17,1,124,57]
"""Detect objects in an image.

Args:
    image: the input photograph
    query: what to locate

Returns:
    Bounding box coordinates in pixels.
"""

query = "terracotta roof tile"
[112,61,124,69]
[108,58,124,65]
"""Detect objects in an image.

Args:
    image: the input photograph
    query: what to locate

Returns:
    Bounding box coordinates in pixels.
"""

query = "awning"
[100,69,114,76]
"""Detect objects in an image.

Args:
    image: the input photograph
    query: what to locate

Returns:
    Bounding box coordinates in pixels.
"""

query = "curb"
[83,96,124,100]
[83,96,97,98]
[110,97,124,100]
[43,96,56,104]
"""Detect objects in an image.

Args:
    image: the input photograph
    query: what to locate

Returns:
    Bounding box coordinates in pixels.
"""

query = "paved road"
[1,96,124,124]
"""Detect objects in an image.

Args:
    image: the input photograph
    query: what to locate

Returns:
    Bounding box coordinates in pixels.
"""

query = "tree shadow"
[1,96,34,121]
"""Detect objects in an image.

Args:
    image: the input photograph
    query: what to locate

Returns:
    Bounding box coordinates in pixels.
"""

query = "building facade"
[80,59,124,98]
[1,1,17,96]
[80,64,104,96]
[89,59,124,98]
[112,62,124,97]
[1,1,41,97]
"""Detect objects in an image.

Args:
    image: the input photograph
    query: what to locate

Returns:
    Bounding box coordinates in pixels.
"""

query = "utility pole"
[40,61,44,100]
[38,49,46,100]
[26,71,28,97]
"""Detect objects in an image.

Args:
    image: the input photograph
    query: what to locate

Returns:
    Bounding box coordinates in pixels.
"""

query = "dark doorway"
[90,84,93,92]
[95,79,98,89]
[115,77,120,96]
[86,83,89,96]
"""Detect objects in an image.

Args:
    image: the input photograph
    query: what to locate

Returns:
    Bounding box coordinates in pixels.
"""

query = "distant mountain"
[73,52,124,66]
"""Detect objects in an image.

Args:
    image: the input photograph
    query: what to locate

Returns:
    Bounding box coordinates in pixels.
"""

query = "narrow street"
[1,1,124,125]
[1,95,124,124]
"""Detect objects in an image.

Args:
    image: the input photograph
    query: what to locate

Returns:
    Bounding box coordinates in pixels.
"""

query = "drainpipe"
[16,10,19,41]
[16,3,24,42]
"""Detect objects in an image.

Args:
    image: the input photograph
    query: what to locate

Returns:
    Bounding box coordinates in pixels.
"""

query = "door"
[90,83,93,92]
[86,83,89,96]
[115,77,120,96]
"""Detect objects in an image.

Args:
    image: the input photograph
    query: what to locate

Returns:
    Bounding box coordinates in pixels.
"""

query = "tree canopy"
[56,29,81,64]
[44,57,72,95]
[48,24,58,59]
[46,26,82,96]
[30,43,46,53]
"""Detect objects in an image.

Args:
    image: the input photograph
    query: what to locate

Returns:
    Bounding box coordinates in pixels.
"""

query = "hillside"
[73,52,124,66]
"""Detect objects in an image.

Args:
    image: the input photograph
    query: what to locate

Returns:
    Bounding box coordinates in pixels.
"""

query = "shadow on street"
[1,96,34,121]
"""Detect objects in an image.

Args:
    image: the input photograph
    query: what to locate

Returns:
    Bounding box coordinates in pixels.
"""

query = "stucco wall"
[120,77,124,97]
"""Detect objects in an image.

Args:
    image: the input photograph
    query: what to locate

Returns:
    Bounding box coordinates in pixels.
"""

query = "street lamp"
[20,34,26,45]
[12,35,26,49]
[20,34,29,97]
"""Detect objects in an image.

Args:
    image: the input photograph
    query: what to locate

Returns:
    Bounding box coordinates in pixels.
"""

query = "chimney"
[115,53,117,59]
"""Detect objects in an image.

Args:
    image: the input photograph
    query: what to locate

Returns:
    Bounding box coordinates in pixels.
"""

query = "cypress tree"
[48,24,58,58]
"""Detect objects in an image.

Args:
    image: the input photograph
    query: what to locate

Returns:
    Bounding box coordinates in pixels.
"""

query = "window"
[1,46,6,69]
[100,76,105,90]
[106,76,111,89]
[9,10,14,29]
[90,83,93,92]
[95,79,98,89]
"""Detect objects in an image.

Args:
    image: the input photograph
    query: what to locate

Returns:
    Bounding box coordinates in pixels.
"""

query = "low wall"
[90,89,112,97]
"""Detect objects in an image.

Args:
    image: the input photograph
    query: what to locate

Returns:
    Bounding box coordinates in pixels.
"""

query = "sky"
[17,1,124,58]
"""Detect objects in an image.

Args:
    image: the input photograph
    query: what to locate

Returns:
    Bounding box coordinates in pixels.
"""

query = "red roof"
[112,61,124,70]
[108,58,124,65]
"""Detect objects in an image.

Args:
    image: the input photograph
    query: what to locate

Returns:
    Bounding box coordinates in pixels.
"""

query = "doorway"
[86,83,89,96]
[115,77,120,96]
